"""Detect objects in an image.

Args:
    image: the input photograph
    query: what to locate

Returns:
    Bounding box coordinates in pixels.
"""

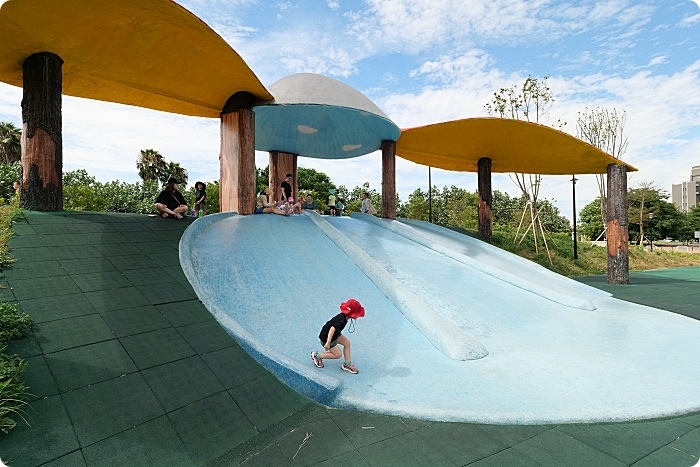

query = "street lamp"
[571,175,578,259]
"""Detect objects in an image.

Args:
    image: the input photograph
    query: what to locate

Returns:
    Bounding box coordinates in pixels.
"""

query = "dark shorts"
[254,207,263,214]
[320,339,338,348]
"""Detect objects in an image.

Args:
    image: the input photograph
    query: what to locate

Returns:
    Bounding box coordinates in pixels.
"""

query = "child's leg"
[320,345,342,360]
[336,335,352,363]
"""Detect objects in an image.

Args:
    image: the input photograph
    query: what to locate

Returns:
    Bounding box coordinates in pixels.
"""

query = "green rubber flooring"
[0,210,699,466]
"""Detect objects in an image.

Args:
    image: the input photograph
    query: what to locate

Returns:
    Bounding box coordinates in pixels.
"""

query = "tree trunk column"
[269,151,297,203]
[607,164,629,284]
[381,140,396,219]
[21,52,64,211]
[220,92,256,214]
[477,157,493,242]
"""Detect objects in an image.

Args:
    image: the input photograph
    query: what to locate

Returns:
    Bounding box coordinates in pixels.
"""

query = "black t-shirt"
[156,189,186,210]
[195,189,206,205]
[281,181,292,200]
[319,313,348,343]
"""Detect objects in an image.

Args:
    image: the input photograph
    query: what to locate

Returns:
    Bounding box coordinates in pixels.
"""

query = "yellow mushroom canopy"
[397,118,637,174]
[0,0,272,117]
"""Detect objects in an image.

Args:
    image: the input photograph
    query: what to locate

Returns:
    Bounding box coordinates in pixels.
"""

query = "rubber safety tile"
[22,355,60,401]
[83,286,151,313]
[0,279,15,302]
[357,431,455,467]
[10,222,36,235]
[141,356,225,413]
[62,372,164,447]
[229,374,307,431]
[136,281,196,305]
[120,230,162,243]
[0,395,79,467]
[3,259,66,280]
[19,293,97,323]
[201,345,270,390]
[120,266,172,286]
[156,299,213,328]
[47,244,110,260]
[45,339,138,393]
[331,411,412,450]
[238,443,288,467]
[40,233,90,247]
[41,450,88,467]
[145,252,182,268]
[630,445,700,467]
[69,270,131,292]
[134,241,178,256]
[11,245,55,262]
[80,232,130,245]
[58,257,117,275]
[274,418,357,466]
[314,450,372,467]
[33,314,115,354]
[8,275,80,301]
[108,253,162,271]
[176,320,234,354]
[669,426,700,456]
[168,391,258,465]
[74,222,118,234]
[30,223,80,235]
[510,427,626,467]
[81,416,195,467]
[4,330,42,358]
[549,424,665,465]
[100,304,171,338]
[8,234,44,248]
[120,327,196,370]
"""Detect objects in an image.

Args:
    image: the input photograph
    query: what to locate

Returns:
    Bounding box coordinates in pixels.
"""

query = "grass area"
[490,226,700,277]
[0,202,33,434]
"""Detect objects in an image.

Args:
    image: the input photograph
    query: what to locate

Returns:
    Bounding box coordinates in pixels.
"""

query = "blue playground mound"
[180,211,700,424]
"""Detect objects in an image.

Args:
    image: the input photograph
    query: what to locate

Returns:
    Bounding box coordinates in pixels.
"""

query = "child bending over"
[311,299,365,374]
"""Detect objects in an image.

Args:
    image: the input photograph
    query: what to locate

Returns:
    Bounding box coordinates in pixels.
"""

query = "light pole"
[428,166,433,223]
[571,175,578,259]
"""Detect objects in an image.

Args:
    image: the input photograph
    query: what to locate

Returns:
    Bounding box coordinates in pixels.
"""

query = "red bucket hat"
[340,299,365,319]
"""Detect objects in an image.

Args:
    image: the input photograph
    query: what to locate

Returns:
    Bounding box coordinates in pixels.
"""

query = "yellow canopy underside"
[0,0,272,117]
[396,118,637,175]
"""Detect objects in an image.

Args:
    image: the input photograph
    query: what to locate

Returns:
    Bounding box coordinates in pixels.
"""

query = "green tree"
[136,149,167,183]
[0,122,21,165]
[492,190,523,227]
[166,161,188,187]
[628,185,684,243]
[578,198,605,240]
[297,167,337,212]
[0,162,21,203]
[256,166,269,194]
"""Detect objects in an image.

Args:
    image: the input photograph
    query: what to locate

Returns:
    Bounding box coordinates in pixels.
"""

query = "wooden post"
[220,92,256,214]
[477,157,493,242]
[269,151,297,203]
[607,164,629,284]
[381,140,396,219]
[21,52,64,211]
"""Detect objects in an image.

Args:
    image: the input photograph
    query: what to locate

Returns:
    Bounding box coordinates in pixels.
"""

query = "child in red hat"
[311,299,365,374]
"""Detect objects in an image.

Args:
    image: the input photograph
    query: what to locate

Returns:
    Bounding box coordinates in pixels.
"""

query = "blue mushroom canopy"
[254,73,401,159]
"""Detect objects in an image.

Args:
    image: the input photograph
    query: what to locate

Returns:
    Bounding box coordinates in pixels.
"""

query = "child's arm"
[324,326,336,350]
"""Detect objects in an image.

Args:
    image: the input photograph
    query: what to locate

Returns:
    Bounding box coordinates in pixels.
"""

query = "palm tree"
[166,161,188,187]
[136,149,167,183]
[0,122,22,164]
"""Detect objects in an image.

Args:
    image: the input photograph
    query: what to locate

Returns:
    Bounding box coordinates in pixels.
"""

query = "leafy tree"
[628,185,684,243]
[185,180,220,214]
[339,182,380,215]
[0,162,21,203]
[492,190,523,227]
[578,198,605,240]
[136,149,167,183]
[575,107,628,231]
[484,76,566,248]
[0,122,21,165]
[256,166,269,194]
[166,161,188,187]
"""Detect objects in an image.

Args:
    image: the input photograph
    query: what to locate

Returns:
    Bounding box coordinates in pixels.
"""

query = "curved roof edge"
[397,118,638,175]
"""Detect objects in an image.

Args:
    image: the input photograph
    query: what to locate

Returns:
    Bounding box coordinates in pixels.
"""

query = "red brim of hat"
[340,299,365,318]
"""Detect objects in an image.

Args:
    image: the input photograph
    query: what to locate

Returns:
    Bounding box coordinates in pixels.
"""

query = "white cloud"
[327,0,340,11]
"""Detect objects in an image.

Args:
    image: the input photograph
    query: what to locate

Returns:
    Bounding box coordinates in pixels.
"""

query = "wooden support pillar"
[477,157,493,242]
[219,92,256,214]
[21,52,64,211]
[269,151,298,203]
[606,164,629,284]
[381,140,396,219]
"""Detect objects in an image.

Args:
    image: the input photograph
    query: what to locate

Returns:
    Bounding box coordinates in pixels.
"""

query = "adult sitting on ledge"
[155,177,188,220]
[255,188,289,216]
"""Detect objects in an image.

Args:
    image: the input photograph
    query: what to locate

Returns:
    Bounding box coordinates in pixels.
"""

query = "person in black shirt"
[280,173,293,204]
[311,299,365,374]
[155,177,188,220]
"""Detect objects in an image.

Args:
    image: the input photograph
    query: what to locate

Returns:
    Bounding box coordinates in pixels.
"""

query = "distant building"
[672,165,700,213]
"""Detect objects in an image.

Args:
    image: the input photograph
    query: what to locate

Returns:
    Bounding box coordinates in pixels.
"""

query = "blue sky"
[0,0,699,221]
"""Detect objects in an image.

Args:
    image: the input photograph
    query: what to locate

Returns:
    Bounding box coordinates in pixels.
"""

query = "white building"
[672,165,700,213]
